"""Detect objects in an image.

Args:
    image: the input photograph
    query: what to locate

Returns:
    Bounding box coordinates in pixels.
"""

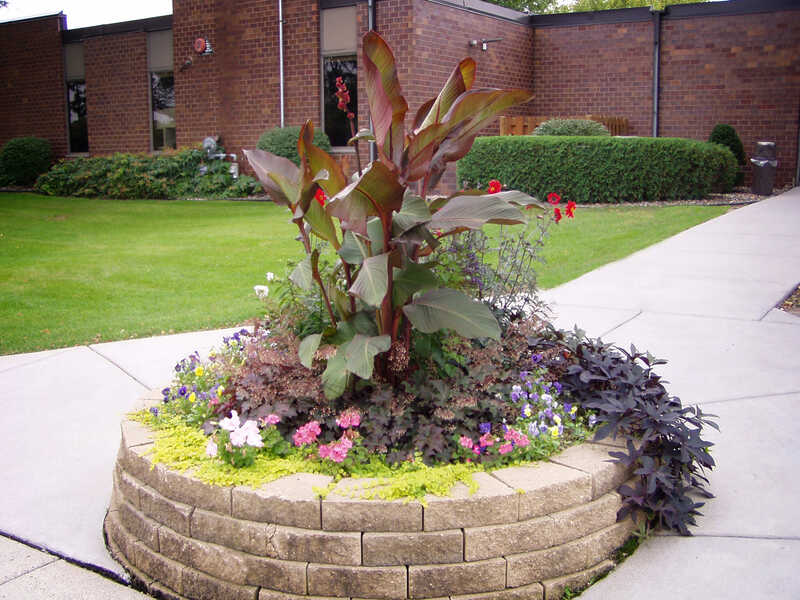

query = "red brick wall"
[84,32,151,154]
[0,15,68,158]
[530,21,654,137]
[659,11,800,187]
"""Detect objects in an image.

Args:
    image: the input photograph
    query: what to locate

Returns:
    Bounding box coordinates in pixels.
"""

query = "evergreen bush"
[533,119,610,137]
[256,126,332,166]
[0,137,52,185]
[457,136,737,202]
[709,123,746,186]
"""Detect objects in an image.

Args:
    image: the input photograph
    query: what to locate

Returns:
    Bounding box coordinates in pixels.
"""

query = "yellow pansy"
[188,392,197,403]
[550,426,559,438]
[194,366,204,377]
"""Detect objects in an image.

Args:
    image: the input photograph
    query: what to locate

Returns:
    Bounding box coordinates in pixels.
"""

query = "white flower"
[254,285,269,299]
[541,393,553,405]
[219,410,240,432]
[265,272,275,281]
[230,420,263,448]
[205,439,218,457]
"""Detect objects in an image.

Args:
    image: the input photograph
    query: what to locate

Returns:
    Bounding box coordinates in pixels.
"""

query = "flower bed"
[105,391,636,600]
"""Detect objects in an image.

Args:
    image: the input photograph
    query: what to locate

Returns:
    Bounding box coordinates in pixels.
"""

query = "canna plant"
[244,31,543,399]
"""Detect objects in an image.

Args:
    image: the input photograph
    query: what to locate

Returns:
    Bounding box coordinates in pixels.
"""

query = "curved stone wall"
[105,396,636,600]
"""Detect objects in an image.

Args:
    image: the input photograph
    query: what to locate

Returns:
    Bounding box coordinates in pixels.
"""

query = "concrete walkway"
[0,188,798,598]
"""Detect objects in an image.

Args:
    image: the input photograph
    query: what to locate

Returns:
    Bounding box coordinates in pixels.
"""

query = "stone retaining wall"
[105,400,636,600]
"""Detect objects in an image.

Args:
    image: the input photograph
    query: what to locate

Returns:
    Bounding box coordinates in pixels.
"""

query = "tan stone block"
[542,559,614,600]
[159,525,193,565]
[121,418,155,448]
[190,508,268,556]
[118,499,160,552]
[134,540,184,594]
[182,566,258,600]
[491,462,592,520]
[548,444,632,498]
[259,591,340,600]
[408,558,506,598]
[307,564,407,600]
[189,537,250,585]
[424,472,517,531]
[363,529,463,566]
[271,525,361,565]
[139,482,193,536]
[506,537,589,588]
[121,443,160,489]
[549,492,621,547]
[582,517,637,566]
[154,465,232,515]
[451,582,544,600]
[244,554,308,595]
[129,389,164,411]
[148,580,188,600]
[322,478,422,532]
[104,509,137,567]
[114,464,142,509]
[464,514,557,561]
[233,472,332,528]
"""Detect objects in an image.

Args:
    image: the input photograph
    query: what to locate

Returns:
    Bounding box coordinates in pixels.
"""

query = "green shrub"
[256,126,332,166]
[457,136,737,203]
[709,123,745,186]
[533,119,610,137]
[34,148,260,199]
[0,137,52,185]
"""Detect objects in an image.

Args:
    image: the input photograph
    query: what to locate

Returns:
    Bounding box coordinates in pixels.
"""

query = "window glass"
[323,55,357,147]
[151,71,176,150]
[67,80,88,153]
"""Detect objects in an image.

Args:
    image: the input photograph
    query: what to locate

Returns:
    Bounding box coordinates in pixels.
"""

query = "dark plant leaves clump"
[531,326,718,535]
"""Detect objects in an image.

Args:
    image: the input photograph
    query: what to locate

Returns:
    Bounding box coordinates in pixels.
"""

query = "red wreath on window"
[193,38,207,53]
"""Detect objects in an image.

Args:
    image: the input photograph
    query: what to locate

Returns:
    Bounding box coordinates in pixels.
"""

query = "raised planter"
[105,392,636,600]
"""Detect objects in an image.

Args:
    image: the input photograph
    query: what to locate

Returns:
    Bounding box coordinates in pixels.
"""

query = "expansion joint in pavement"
[600,309,643,338]
[87,345,150,391]
[0,557,60,587]
[694,389,800,407]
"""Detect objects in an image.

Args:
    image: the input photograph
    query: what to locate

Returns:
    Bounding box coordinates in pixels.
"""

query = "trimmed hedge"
[0,137,52,185]
[709,123,746,186]
[457,136,737,203]
[34,148,259,199]
[257,126,332,166]
[533,119,610,136]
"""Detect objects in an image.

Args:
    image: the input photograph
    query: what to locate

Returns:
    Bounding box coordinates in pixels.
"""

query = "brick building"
[0,0,798,190]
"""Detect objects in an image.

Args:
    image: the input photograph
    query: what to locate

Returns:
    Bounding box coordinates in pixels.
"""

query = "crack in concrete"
[693,389,800,407]
[87,345,150,390]
[0,556,60,587]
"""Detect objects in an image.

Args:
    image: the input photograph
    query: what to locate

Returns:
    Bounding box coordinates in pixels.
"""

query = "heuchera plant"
[245,31,544,398]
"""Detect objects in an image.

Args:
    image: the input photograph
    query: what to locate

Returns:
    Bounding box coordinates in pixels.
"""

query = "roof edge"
[62,14,172,42]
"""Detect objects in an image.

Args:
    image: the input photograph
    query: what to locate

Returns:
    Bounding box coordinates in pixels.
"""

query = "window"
[65,43,88,153]
[321,6,357,147]
[148,30,176,150]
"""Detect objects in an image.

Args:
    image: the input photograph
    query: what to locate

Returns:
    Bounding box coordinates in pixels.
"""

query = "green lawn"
[0,193,727,355]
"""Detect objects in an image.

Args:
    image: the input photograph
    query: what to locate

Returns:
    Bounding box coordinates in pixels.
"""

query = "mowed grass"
[0,193,727,355]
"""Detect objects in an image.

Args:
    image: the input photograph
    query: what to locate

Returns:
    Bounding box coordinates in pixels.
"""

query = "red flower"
[315,188,326,207]
[487,179,502,194]
[547,192,561,206]
[347,112,355,120]
[565,200,577,218]
[553,207,562,223]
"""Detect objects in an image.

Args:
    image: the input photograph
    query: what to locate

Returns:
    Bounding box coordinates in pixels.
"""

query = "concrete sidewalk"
[0,188,798,598]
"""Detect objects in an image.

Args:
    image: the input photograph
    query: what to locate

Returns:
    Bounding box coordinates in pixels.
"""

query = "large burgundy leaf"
[242,148,299,206]
[298,120,347,196]
[416,58,476,132]
[326,161,404,236]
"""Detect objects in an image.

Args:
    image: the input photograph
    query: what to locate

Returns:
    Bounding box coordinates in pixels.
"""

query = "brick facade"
[0,15,68,158]
[1,1,798,188]
[84,32,151,155]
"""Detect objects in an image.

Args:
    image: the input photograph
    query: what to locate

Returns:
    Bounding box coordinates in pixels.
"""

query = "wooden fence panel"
[499,115,630,136]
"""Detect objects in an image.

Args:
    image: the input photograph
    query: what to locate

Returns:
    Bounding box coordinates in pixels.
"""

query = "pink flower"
[336,408,361,429]
[293,420,321,446]
[479,433,495,448]
[319,436,353,463]
[261,413,280,427]
[498,443,513,455]
[459,435,474,449]
[504,428,530,448]
[205,439,218,457]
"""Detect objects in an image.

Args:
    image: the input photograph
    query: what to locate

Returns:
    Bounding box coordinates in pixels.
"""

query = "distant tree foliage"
[484,0,708,14]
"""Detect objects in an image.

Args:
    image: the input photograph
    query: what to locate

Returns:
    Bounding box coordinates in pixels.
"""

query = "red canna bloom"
[347,112,355,120]
[547,192,561,206]
[553,207,562,223]
[565,200,577,218]
[487,179,502,194]
[315,188,326,207]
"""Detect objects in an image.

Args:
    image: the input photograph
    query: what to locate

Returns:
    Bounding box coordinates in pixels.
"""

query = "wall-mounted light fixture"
[193,37,213,55]
[469,37,503,51]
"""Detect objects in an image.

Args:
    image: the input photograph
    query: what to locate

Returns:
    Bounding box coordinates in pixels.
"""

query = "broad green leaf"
[322,345,349,400]
[298,120,347,196]
[329,311,379,345]
[242,148,300,206]
[304,195,340,249]
[363,31,408,164]
[403,288,501,340]
[349,252,389,308]
[427,193,526,233]
[298,334,322,368]
[331,284,353,321]
[392,191,432,235]
[344,334,391,379]
[366,217,385,251]
[417,58,476,132]
[392,263,441,307]
[326,161,404,236]
[289,255,313,291]
[338,231,371,265]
